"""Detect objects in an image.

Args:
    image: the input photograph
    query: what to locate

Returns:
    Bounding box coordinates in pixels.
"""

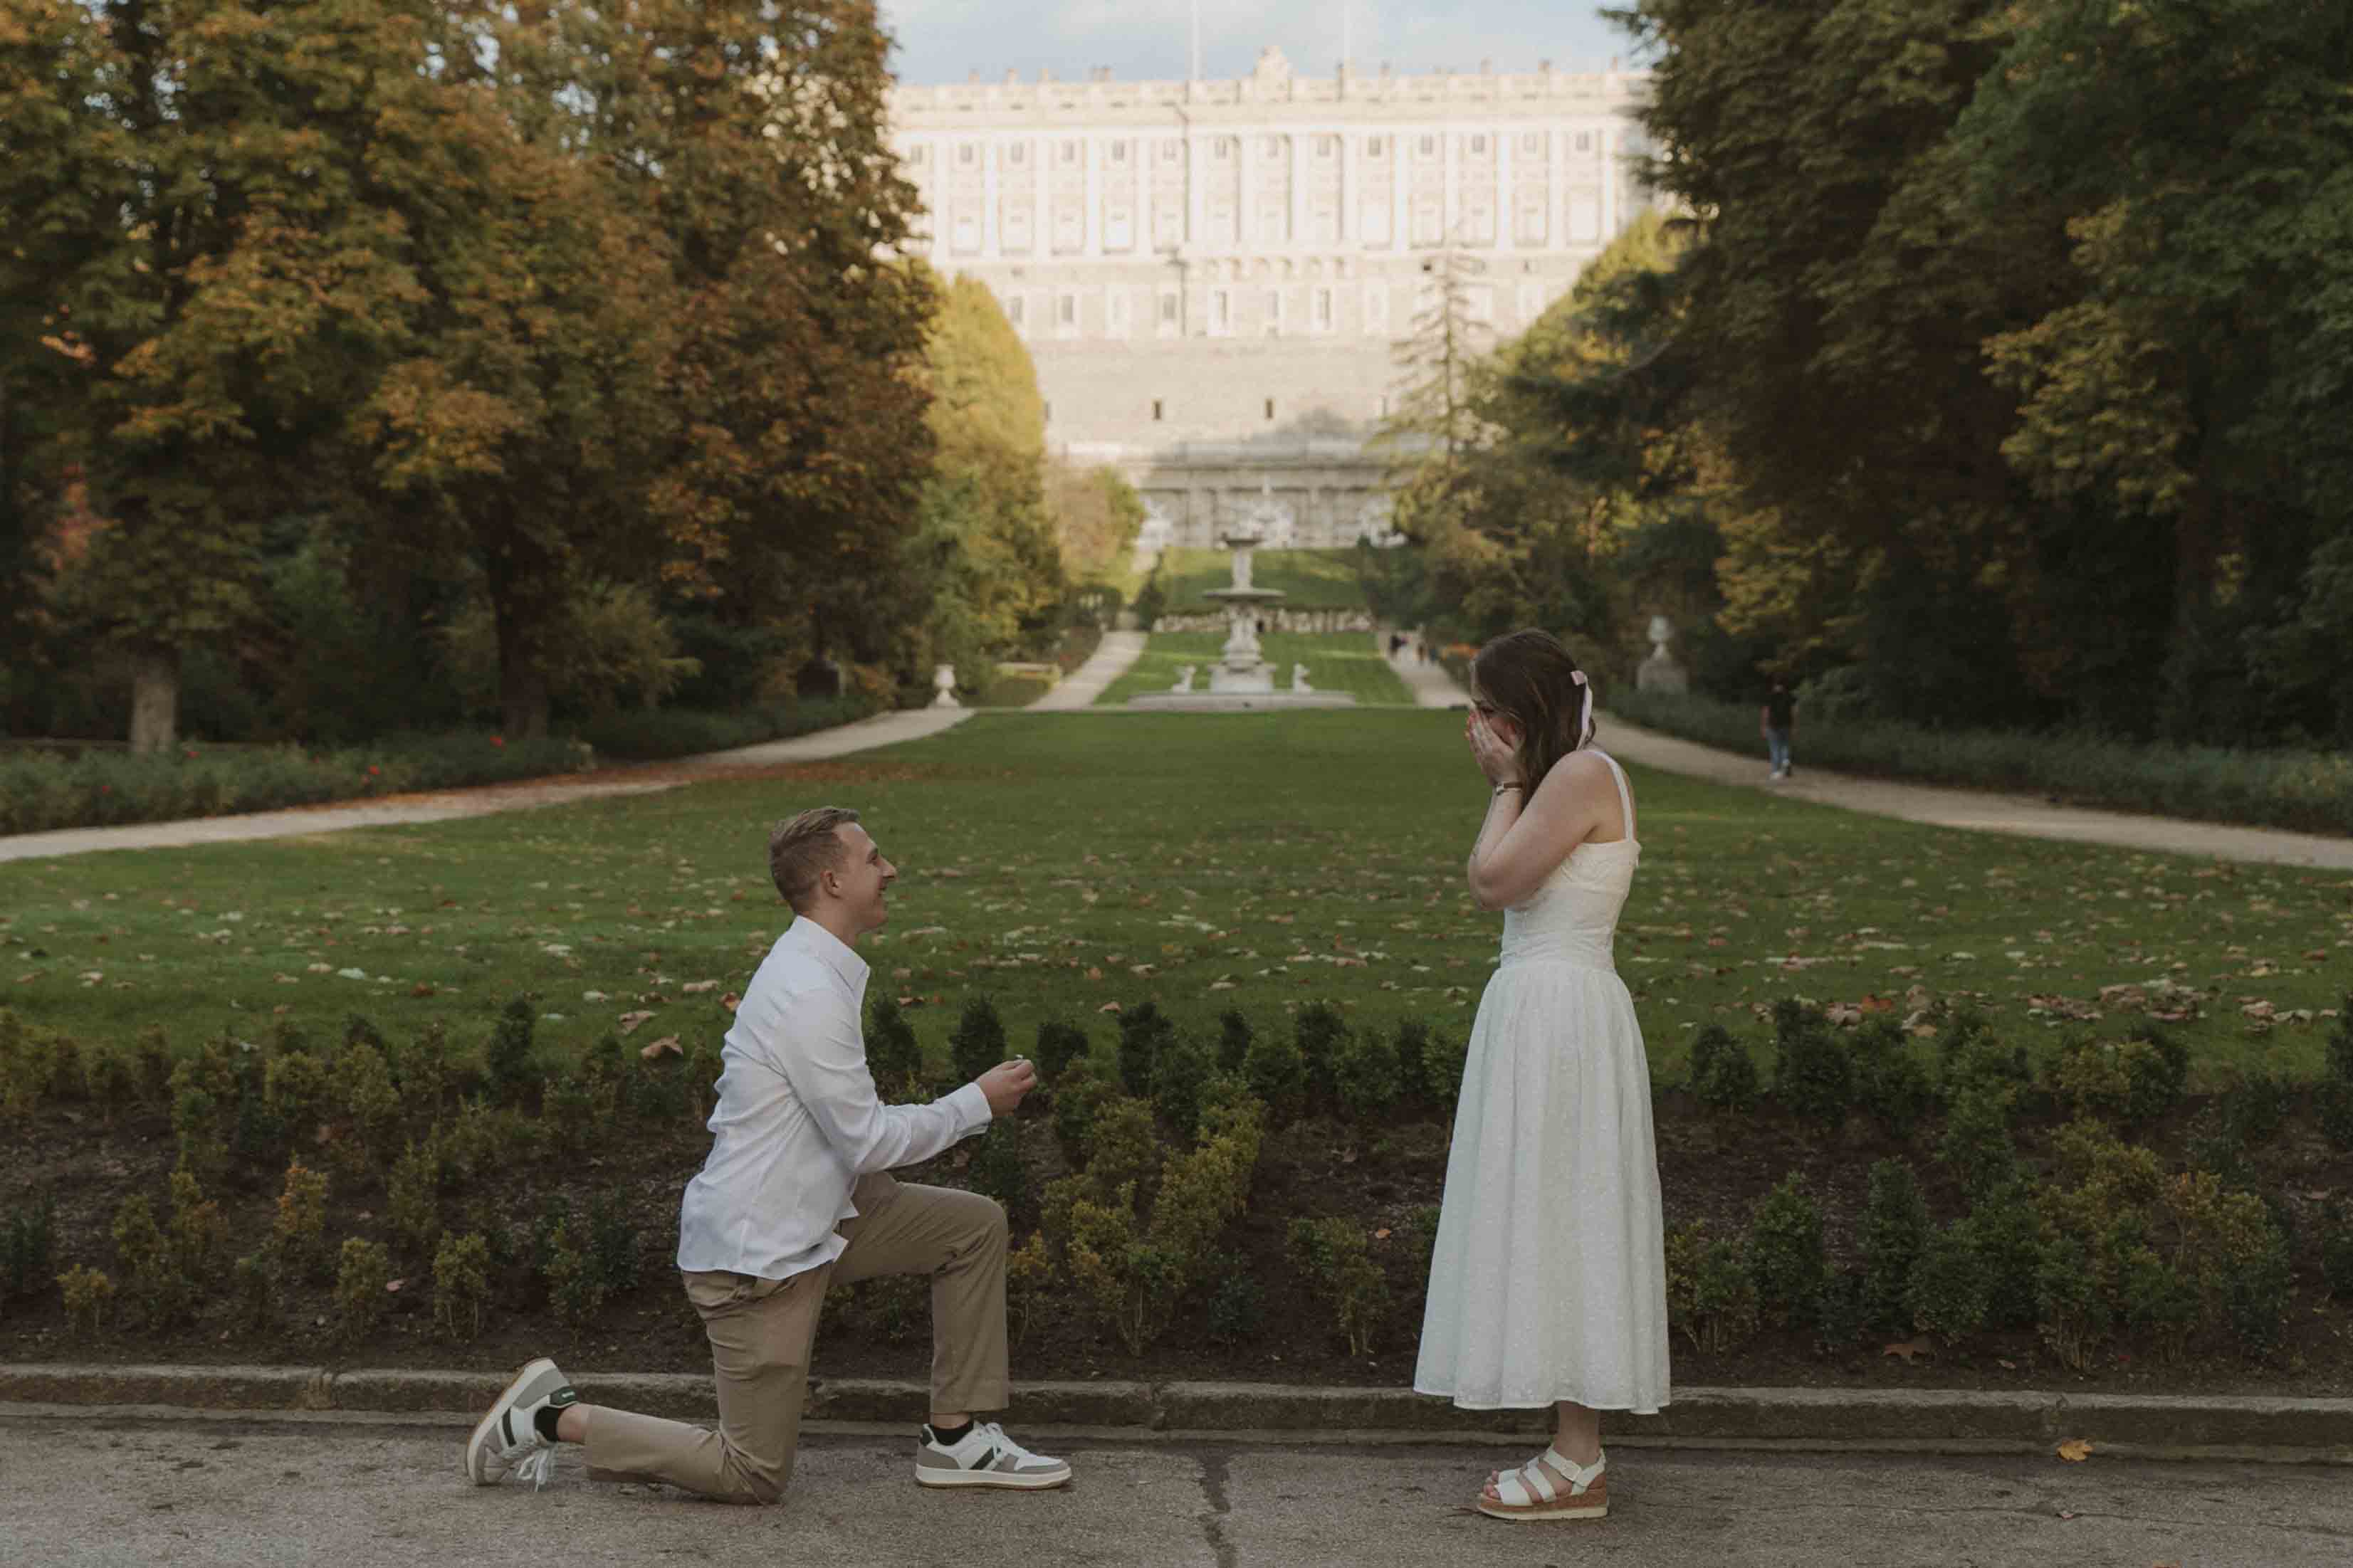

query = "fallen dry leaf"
[2056,1438,2093,1463]
[721,993,739,1012]
[639,1036,682,1061]
[409,982,436,998]
[617,1010,654,1035]
[1882,1336,1935,1365]
[1097,1001,1123,1014]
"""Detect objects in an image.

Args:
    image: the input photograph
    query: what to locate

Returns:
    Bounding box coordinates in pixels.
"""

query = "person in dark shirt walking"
[1761,680,1795,782]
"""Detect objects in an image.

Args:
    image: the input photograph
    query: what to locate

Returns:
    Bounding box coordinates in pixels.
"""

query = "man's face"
[826,822,898,935]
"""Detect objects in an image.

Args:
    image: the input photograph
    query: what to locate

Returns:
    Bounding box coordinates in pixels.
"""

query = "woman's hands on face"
[1465,708,1524,786]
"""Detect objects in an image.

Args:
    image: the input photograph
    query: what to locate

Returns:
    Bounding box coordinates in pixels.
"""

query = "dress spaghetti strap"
[1590,750,1637,842]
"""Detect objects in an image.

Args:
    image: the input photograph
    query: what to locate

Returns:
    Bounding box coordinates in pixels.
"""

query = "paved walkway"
[1027,630,1146,710]
[7,1409,2346,1568]
[1384,635,1470,708]
[1596,713,2353,871]
[0,707,973,865]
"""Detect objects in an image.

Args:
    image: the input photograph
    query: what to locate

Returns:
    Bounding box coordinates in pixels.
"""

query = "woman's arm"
[1462,716,1613,910]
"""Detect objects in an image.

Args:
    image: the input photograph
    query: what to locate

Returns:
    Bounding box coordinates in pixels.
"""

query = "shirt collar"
[787,915,869,1001]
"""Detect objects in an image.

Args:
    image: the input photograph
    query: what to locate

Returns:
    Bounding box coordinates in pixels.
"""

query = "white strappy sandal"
[1478,1446,1608,1522]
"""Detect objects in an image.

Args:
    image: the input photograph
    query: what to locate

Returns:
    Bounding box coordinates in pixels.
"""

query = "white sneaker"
[464,1357,577,1490]
[914,1421,1071,1489]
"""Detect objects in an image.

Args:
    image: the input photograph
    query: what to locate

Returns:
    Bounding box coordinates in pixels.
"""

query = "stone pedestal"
[930,665,961,708]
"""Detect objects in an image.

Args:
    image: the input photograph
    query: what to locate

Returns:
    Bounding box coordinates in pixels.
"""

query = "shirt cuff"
[944,1080,993,1136]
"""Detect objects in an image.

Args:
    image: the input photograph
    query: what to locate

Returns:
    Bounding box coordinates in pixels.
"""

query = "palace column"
[1495,122,1514,251]
[981,135,1000,257]
[1084,132,1103,258]
[1288,131,1305,249]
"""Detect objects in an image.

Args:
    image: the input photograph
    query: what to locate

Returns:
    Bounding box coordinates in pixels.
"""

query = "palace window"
[1469,133,1488,155]
[1575,131,1593,152]
[1061,140,1081,166]
[1366,135,1386,157]
[1208,288,1232,335]
[1005,293,1026,330]
[1153,399,1164,421]
[1264,398,1276,421]
[1106,288,1132,337]
[957,143,976,167]
[1521,130,1541,154]
[1160,139,1181,163]
[1110,139,1128,164]
[1311,285,1335,333]
[1106,206,1133,249]
[1363,283,1389,335]
[1007,142,1026,166]
[908,144,926,166]
[1316,135,1338,158]
[1215,136,1235,159]
[953,211,979,252]
[1418,133,1437,157]
[1263,287,1284,336]
[1056,290,1079,335]
[1158,287,1181,335]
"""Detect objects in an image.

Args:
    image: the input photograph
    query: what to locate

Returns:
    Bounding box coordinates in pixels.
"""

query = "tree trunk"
[128,649,179,754]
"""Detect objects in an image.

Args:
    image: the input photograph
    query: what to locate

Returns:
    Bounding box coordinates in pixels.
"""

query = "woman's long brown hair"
[1469,628,1593,791]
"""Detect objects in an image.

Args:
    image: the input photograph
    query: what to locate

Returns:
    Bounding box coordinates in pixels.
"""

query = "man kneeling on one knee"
[466,806,1068,1501]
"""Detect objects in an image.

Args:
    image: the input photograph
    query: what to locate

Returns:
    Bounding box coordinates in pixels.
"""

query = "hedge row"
[1605,689,2353,836]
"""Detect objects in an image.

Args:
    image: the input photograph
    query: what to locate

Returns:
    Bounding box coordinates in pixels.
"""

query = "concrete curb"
[6,1364,2348,1462]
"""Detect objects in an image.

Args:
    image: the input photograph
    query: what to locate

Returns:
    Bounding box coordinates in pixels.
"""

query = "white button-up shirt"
[676,917,992,1280]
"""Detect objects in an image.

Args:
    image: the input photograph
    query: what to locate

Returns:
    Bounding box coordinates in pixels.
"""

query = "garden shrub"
[2116,1243,2198,1362]
[1389,1019,1430,1106]
[2216,1070,2292,1152]
[340,1043,403,1163]
[485,996,538,1105]
[334,1237,393,1345]
[1937,1078,2018,1200]
[1033,1019,1091,1082]
[169,1085,227,1187]
[1088,1096,1162,1200]
[1815,1268,1870,1347]
[1331,1025,1403,1122]
[950,995,1008,1084]
[1205,1253,1265,1345]
[232,1251,277,1331]
[2117,1024,2189,1125]
[272,1161,332,1281]
[2,1196,55,1300]
[1771,1000,1852,1132]
[585,1194,639,1296]
[1116,1000,1175,1097]
[968,1119,1032,1228]
[1745,1174,1825,1329]
[543,1215,605,1329]
[682,1043,723,1122]
[1858,1159,1928,1331]
[111,1194,188,1330]
[1286,1216,1388,1357]
[1062,1184,1167,1352]
[1216,1009,1254,1075]
[433,1231,493,1342]
[1398,1203,1445,1280]
[1665,1220,1759,1354]
[2318,1080,2353,1154]
[85,1044,137,1120]
[1961,1182,2047,1330]
[1242,1024,1308,1125]
[1294,1001,1351,1110]
[1005,1231,1053,1347]
[2050,1034,2132,1122]
[1153,1031,1215,1142]
[1937,1011,2030,1095]
[1905,1224,1990,1342]
[57,1264,113,1335]
[2035,1236,2112,1370]
[131,1026,174,1104]
[342,1014,387,1053]
[2319,1203,2353,1300]
[2166,1170,2290,1352]
[1415,1027,1469,1112]
[393,1021,457,1115]
[167,1167,226,1285]
[865,994,923,1098]
[1049,1063,1113,1169]
[387,1139,446,1258]
[1694,1019,1762,1112]
[2226,1226,2295,1359]
[1851,1019,1934,1138]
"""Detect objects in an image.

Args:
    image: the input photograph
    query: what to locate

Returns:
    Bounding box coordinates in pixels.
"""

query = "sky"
[876,1,1643,88]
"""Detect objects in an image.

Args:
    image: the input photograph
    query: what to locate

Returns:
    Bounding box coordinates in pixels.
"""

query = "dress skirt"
[1413,958,1672,1413]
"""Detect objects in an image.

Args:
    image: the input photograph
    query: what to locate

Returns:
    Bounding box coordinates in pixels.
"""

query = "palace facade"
[886,47,1652,549]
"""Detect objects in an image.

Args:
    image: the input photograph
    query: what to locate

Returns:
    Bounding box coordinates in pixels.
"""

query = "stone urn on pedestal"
[930,664,961,709]
[1636,615,1689,695]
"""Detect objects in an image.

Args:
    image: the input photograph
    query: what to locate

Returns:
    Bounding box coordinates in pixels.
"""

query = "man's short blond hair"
[769,806,861,912]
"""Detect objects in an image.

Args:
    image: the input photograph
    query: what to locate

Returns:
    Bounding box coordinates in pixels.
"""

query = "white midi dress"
[1414,751,1672,1413]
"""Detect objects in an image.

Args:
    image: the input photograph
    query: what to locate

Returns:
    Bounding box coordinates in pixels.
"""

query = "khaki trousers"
[579,1172,1010,1504]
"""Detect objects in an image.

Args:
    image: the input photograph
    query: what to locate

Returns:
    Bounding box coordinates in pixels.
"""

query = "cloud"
[879,1,1637,88]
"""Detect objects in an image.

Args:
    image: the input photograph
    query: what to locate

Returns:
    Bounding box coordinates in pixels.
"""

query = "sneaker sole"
[465,1357,559,1485]
[914,1464,1071,1490]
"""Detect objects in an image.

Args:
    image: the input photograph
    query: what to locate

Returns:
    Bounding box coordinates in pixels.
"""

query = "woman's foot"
[1477,1446,1607,1522]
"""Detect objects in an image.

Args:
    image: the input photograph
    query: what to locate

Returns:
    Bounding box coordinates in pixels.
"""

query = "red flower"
[490,735,505,747]
[367,765,380,777]
[99,784,110,794]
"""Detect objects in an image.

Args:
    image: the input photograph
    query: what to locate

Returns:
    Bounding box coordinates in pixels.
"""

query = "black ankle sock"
[926,1419,974,1446]
[535,1405,564,1443]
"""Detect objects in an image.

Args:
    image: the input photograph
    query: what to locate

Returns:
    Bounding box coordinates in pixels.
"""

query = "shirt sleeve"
[774,985,992,1174]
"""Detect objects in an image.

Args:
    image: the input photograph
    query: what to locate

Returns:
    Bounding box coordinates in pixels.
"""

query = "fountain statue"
[1291,663,1314,693]
[1126,513,1357,710]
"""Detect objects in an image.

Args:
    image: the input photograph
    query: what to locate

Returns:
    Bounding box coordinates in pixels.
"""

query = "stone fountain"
[1128,510,1357,710]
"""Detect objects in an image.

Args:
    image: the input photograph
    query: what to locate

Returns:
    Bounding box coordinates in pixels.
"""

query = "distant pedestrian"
[1419,628,1670,1522]
[1761,678,1795,781]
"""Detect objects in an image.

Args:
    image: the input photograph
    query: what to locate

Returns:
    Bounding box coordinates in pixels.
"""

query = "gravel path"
[0,707,973,865]
[1026,630,1146,710]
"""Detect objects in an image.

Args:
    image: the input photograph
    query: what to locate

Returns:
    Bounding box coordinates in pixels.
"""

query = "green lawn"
[1152,547,1371,611]
[1096,632,1415,705]
[5,711,2348,1087]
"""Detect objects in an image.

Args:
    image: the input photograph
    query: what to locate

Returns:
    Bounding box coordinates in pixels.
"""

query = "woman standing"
[1415,628,1671,1522]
